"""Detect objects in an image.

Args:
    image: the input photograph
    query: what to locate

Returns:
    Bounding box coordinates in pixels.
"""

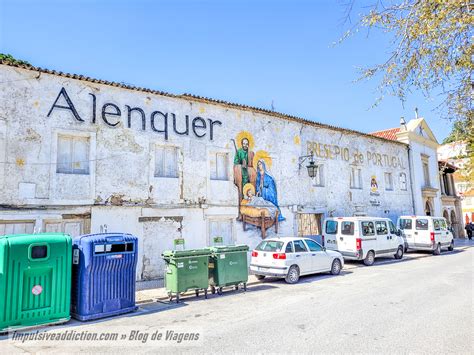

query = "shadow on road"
[341,248,465,269]
[255,269,354,285]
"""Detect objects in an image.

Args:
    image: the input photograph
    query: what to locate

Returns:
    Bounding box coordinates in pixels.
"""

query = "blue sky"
[0,0,453,141]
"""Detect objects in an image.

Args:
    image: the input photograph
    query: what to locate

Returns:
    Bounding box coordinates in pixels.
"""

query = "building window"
[209,219,233,245]
[155,146,178,178]
[350,167,362,189]
[57,135,90,174]
[312,165,325,187]
[384,172,394,191]
[399,173,407,191]
[210,153,229,181]
[422,155,430,187]
[0,221,35,236]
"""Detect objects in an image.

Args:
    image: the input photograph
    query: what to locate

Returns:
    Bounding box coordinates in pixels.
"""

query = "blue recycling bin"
[70,233,138,321]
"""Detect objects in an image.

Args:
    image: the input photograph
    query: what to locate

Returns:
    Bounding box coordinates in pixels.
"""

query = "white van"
[396,216,454,255]
[323,217,405,266]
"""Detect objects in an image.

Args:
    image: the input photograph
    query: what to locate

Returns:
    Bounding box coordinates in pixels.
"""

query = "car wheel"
[433,243,441,255]
[255,275,266,280]
[363,250,375,266]
[330,259,342,275]
[448,240,454,251]
[394,246,404,260]
[285,265,300,284]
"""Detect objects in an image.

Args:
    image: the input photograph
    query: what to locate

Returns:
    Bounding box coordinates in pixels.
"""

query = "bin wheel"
[211,286,216,294]
[195,290,199,297]
[204,289,208,299]
[235,285,239,291]
[243,283,247,292]
[218,287,223,295]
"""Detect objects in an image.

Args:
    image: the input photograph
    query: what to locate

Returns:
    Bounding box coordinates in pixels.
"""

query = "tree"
[342,0,472,172]
[443,120,471,144]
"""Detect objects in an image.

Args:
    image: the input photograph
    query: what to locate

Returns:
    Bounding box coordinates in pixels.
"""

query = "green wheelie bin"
[208,245,249,295]
[0,233,72,333]
[162,249,211,303]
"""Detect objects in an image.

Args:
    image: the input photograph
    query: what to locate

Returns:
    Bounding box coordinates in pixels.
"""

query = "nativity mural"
[232,131,284,239]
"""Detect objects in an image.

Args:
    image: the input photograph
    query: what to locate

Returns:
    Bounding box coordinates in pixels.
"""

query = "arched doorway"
[450,210,458,237]
[425,201,433,216]
[443,210,449,223]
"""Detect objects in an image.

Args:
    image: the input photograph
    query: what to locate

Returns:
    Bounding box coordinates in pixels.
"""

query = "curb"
[136,279,261,305]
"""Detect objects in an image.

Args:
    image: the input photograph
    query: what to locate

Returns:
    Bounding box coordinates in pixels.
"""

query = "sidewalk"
[135,240,474,305]
[136,274,261,304]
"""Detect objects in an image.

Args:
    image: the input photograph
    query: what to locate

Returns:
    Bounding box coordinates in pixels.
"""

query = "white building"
[438,141,473,228]
[1,62,414,281]
[371,117,442,217]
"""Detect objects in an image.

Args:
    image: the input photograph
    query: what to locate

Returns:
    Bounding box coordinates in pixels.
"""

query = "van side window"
[416,219,429,230]
[325,220,338,234]
[400,219,412,230]
[433,219,440,231]
[440,219,447,230]
[285,242,294,253]
[388,221,397,234]
[341,222,354,235]
[376,221,388,235]
[361,221,375,236]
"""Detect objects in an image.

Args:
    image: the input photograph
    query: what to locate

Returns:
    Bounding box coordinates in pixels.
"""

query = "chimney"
[400,116,407,131]
[414,107,419,119]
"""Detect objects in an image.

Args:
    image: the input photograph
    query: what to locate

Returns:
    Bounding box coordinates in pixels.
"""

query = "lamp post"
[298,151,317,178]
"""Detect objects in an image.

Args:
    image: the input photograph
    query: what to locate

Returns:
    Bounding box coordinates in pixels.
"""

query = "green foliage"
[0,53,31,66]
[443,120,472,144]
[344,1,472,123]
[344,0,473,175]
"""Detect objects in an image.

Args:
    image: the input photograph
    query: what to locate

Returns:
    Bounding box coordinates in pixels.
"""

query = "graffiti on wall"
[232,132,284,238]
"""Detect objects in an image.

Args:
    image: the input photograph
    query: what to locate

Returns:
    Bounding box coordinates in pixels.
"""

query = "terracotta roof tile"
[370,127,401,141]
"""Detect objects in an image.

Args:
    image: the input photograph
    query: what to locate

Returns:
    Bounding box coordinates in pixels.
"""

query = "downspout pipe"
[407,145,416,215]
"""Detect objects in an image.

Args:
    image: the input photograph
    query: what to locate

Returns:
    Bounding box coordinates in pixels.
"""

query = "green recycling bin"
[208,245,249,295]
[162,249,211,303]
[0,233,72,332]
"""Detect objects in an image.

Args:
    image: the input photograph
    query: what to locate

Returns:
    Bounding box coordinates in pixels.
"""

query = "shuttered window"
[57,136,90,174]
[155,146,178,178]
[210,153,228,180]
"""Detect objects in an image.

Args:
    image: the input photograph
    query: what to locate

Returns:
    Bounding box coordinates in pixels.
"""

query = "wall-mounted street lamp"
[298,151,317,178]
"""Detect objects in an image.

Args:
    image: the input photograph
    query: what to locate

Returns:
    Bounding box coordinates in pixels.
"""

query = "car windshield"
[255,240,284,252]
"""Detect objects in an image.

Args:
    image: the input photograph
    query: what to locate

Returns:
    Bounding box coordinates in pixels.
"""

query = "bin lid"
[207,245,249,253]
[0,233,70,243]
[162,249,211,258]
[73,233,137,244]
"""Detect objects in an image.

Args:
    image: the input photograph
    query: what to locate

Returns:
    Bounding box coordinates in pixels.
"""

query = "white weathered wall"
[409,140,441,216]
[0,65,415,280]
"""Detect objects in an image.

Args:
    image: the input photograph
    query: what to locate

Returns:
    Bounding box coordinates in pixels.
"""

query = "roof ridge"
[0,60,407,146]
[369,127,400,134]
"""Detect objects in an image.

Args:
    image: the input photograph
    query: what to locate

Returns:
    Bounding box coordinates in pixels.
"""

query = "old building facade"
[371,117,443,217]
[1,63,414,280]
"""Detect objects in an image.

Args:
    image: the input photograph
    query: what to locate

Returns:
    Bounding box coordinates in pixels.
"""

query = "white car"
[250,237,344,284]
[396,216,454,255]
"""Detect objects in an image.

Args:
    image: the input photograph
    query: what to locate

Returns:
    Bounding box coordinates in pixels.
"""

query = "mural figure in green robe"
[232,137,256,210]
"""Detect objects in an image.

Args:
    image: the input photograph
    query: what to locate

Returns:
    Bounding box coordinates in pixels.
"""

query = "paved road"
[2,244,473,354]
